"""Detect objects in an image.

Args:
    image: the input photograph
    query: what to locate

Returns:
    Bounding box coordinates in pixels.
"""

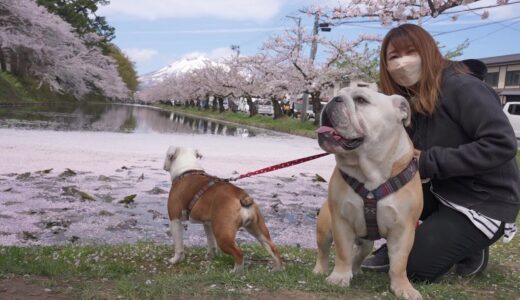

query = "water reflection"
[0,103,265,137]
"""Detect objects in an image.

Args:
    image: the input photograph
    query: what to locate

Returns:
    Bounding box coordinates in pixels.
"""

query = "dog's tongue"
[316,126,343,141]
[316,126,334,134]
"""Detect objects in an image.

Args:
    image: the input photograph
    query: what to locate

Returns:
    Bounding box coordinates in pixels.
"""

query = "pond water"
[0,102,269,137]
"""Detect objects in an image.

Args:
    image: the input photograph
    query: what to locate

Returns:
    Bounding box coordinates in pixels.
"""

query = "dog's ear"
[168,148,178,161]
[195,150,203,159]
[392,96,411,127]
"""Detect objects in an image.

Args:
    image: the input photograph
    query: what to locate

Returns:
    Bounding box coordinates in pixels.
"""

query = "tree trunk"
[218,97,225,113]
[10,50,20,76]
[211,97,218,111]
[228,99,238,112]
[0,48,6,71]
[246,95,258,117]
[271,97,284,119]
[4,49,13,73]
[311,91,323,126]
[11,49,30,78]
[203,98,210,109]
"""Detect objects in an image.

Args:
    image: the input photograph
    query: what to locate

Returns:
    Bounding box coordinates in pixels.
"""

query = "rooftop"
[478,53,520,65]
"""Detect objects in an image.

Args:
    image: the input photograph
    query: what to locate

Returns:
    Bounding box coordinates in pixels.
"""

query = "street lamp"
[230,44,240,56]
[319,22,332,32]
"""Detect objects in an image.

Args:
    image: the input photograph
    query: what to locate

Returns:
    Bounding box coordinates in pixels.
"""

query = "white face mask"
[387,54,422,87]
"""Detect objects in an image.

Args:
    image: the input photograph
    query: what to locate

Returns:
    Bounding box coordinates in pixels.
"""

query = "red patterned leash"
[226,152,331,182]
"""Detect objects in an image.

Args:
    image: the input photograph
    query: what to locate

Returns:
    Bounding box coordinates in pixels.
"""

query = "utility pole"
[418,0,424,26]
[301,12,320,123]
[309,13,319,62]
[286,15,302,57]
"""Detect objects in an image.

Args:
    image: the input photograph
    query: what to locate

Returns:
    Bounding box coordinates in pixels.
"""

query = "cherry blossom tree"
[0,0,129,100]
[220,52,259,116]
[223,53,285,117]
[191,63,234,113]
[262,24,381,123]
[140,28,380,122]
[309,0,510,26]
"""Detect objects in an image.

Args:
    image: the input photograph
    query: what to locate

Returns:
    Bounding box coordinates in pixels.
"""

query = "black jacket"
[407,65,520,223]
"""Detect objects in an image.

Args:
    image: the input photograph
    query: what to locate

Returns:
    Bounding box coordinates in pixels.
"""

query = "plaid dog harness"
[339,158,418,240]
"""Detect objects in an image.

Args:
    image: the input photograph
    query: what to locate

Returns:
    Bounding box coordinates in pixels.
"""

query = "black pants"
[406,184,505,282]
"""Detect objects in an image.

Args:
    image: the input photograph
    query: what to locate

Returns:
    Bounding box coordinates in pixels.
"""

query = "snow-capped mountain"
[139,55,212,87]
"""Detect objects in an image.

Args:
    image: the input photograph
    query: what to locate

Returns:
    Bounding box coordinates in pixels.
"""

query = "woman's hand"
[414,149,430,183]
[413,149,421,160]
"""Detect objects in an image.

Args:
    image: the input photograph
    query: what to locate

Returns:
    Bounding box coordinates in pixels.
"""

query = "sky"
[98,0,520,76]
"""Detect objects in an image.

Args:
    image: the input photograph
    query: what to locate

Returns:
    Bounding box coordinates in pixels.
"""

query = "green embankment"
[0,71,108,104]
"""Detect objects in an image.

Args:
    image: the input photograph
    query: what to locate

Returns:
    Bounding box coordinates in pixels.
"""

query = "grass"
[0,70,109,104]
[0,232,519,299]
[0,71,32,103]
[156,104,318,138]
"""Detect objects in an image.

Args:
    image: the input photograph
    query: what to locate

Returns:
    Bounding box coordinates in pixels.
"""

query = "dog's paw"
[206,249,216,260]
[271,263,284,272]
[169,253,185,265]
[326,271,353,287]
[391,285,423,300]
[312,264,328,275]
[232,263,244,274]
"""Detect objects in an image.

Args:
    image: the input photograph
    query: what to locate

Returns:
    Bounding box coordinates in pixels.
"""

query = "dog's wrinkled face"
[163,146,203,175]
[317,87,410,154]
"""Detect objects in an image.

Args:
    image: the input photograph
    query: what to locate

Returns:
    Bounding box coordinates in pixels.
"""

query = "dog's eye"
[354,96,369,105]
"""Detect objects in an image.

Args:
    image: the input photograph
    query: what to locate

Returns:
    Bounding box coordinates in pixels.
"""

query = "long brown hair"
[380,24,454,115]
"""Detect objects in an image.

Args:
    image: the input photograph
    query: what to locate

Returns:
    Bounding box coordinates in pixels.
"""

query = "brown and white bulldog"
[163,146,283,273]
[314,87,423,300]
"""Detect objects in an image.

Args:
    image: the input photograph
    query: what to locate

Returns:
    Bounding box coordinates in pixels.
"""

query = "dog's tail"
[239,193,254,207]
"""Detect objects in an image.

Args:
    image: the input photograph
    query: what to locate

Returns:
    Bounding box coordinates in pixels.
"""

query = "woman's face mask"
[387,54,422,87]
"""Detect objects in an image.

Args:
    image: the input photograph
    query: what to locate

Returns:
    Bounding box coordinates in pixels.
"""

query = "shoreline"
[154,104,318,139]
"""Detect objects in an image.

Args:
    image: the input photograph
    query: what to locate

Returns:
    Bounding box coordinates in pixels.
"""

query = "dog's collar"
[171,170,206,186]
[339,158,418,240]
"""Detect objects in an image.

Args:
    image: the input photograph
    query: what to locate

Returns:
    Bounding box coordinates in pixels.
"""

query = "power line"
[466,5,520,34]
[468,19,520,44]
[433,15,520,36]
[445,18,520,53]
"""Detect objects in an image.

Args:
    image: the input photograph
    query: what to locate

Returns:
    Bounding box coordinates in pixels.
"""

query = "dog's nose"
[332,96,343,103]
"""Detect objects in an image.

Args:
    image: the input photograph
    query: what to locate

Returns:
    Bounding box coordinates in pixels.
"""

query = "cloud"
[123,27,286,35]
[208,47,236,60]
[123,48,158,64]
[101,0,283,21]
[180,47,236,61]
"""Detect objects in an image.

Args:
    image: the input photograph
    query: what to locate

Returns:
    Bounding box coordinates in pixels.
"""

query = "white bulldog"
[315,87,423,300]
[163,146,283,273]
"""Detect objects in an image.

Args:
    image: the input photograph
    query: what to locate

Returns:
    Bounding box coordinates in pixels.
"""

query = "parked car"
[503,101,520,138]
[292,101,315,119]
[257,100,274,116]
